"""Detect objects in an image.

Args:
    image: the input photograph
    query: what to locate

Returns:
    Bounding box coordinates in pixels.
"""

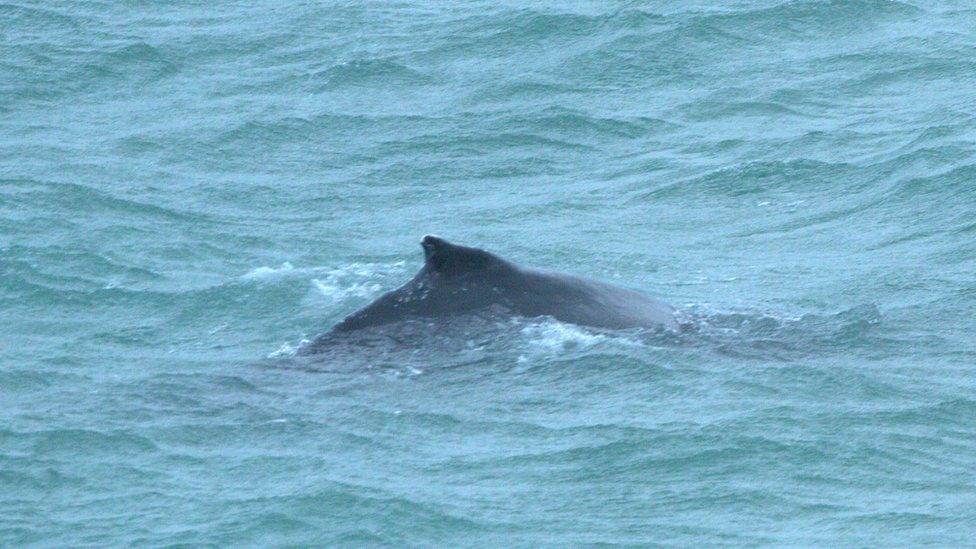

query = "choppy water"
[3,0,976,545]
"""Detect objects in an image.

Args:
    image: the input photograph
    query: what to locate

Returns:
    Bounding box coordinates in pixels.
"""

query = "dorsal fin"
[420,235,495,275]
[421,234,448,263]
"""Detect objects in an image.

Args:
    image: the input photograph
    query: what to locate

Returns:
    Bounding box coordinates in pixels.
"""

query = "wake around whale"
[305,236,677,352]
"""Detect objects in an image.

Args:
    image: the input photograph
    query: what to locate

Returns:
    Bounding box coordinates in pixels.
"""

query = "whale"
[304,236,678,352]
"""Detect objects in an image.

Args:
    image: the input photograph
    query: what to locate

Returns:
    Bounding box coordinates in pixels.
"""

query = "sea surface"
[3,0,976,545]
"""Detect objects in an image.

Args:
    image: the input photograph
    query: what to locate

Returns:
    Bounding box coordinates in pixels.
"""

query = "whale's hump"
[421,235,501,276]
[303,235,678,348]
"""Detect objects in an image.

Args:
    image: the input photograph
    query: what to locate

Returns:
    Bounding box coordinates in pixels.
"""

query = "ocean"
[2,0,975,545]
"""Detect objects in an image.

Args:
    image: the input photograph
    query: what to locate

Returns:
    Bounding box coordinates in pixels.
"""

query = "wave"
[683,304,886,360]
[309,58,431,90]
[0,40,178,105]
[211,112,443,153]
[488,106,677,141]
[633,159,854,202]
[0,4,87,34]
[3,427,159,456]
[684,0,922,40]
[0,179,208,223]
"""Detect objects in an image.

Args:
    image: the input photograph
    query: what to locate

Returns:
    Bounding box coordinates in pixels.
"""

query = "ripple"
[26,429,159,456]
[0,179,209,223]
[310,58,432,90]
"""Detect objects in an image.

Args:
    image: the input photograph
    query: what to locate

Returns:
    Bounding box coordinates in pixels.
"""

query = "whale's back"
[308,236,678,352]
[508,267,677,331]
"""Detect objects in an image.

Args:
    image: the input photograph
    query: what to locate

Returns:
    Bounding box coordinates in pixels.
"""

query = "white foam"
[242,262,294,280]
[240,259,407,306]
[306,261,406,303]
[516,318,646,356]
[520,319,608,351]
[266,338,309,358]
[311,278,382,300]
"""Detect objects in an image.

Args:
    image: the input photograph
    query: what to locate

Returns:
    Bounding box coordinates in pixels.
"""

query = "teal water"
[3,0,976,545]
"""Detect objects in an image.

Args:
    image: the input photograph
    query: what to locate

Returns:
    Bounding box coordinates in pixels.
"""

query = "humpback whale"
[305,236,677,352]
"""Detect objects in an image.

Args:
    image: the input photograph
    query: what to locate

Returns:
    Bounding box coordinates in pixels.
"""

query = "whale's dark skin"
[308,236,678,347]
